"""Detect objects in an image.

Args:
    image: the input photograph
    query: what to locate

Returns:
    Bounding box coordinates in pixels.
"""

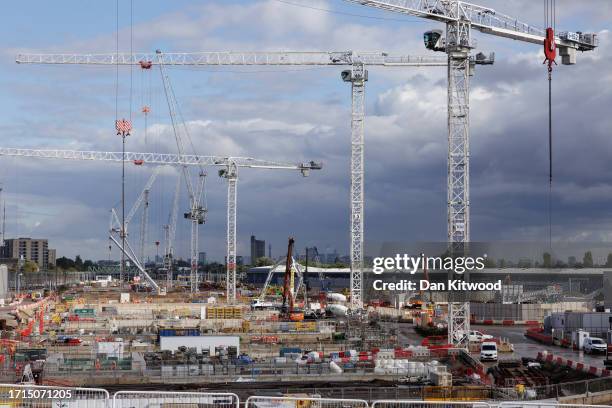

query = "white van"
[480,342,498,361]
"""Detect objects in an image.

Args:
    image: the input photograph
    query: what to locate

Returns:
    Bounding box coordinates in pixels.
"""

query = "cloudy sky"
[0,1,610,263]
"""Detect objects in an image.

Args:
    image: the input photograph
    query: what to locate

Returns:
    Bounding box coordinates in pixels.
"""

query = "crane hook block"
[139,60,153,69]
[543,27,557,72]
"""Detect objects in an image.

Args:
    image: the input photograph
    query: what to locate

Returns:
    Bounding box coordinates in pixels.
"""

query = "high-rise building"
[1,238,55,269]
[48,249,56,268]
[198,252,207,266]
[250,235,266,265]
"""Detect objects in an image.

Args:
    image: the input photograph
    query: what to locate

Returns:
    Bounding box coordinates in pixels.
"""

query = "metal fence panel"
[0,383,109,408]
[113,390,239,408]
[586,376,612,394]
[372,400,490,408]
[498,403,612,408]
[247,396,369,408]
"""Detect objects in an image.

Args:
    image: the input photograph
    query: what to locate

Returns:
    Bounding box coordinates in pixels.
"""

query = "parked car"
[469,330,494,342]
[584,337,607,354]
[480,342,498,361]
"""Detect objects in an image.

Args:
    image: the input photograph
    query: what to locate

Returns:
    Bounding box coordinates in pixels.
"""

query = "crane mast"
[164,174,181,288]
[342,65,366,309]
[219,162,238,302]
[139,189,150,266]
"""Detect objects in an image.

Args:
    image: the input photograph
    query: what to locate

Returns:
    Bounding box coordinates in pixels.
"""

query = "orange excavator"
[281,237,304,322]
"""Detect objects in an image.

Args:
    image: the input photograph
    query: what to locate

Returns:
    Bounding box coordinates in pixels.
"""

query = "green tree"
[583,251,594,268]
[483,257,497,268]
[255,257,274,267]
[55,256,75,270]
[23,260,39,273]
[75,255,83,270]
[605,253,612,267]
[543,252,552,268]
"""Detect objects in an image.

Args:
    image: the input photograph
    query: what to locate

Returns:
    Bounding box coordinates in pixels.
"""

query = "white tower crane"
[155,52,207,294]
[16,50,448,309]
[343,0,598,347]
[0,147,321,300]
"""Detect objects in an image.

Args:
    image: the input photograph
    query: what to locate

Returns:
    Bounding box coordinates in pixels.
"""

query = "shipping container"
[280,347,302,357]
[158,328,200,337]
[74,308,95,317]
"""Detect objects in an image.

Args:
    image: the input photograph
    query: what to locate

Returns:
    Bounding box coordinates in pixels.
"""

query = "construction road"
[473,325,607,369]
[391,322,607,370]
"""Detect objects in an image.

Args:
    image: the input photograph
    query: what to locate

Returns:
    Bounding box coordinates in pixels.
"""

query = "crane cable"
[115,0,119,124]
[543,0,557,250]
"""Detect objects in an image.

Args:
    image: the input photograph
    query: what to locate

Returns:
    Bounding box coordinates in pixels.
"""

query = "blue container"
[280,347,302,357]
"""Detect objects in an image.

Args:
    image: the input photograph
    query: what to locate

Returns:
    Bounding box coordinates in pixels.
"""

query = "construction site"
[0,0,610,407]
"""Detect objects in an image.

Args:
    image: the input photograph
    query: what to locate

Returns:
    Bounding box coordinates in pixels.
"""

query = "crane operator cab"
[424,30,446,52]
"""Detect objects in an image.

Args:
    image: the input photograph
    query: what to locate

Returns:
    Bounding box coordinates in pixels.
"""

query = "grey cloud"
[1,1,610,261]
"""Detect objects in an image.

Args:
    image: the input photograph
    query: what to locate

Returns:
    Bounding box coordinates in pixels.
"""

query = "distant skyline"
[0,1,611,261]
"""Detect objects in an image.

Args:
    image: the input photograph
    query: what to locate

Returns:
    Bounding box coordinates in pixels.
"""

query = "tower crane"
[16,50,451,309]
[156,53,208,294]
[343,0,598,347]
[0,146,322,299]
